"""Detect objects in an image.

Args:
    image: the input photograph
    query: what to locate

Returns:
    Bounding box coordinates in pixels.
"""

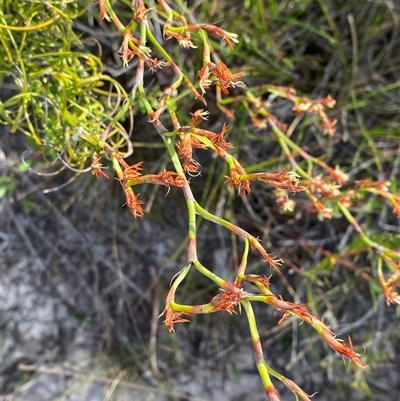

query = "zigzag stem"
[169,293,312,400]
[90,3,374,399]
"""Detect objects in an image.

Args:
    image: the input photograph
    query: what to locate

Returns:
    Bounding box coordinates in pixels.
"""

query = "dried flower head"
[98,0,110,23]
[156,171,186,188]
[133,3,153,22]
[382,273,400,305]
[305,175,341,199]
[165,30,197,49]
[91,153,109,179]
[190,109,210,126]
[327,165,349,185]
[314,200,333,219]
[225,167,251,196]
[209,61,245,95]
[201,24,239,48]
[177,133,202,173]
[123,188,145,217]
[163,307,190,332]
[146,58,170,72]
[197,65,212,95]
[210,289,247,314]
[247,168,305,193]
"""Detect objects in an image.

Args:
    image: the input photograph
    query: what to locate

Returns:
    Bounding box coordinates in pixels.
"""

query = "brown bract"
[123,189,145,218]
[91,154,109,179]
[225,168,251,196]
[157,171,186,188]
[209,61,245,95]
[382,274,400,305]
[248,168,305,193]
[192,123,233,156]
[177,133,202,173]
[123,162,143,181]
[98,0,110,23]
[133,2,153,22]
[163,307,190,332]
[146,58,170,72]
[210,289,248,314]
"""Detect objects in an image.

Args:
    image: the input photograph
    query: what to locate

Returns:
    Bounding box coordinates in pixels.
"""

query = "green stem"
[241,300,276,394]
[337,202,399,259]
[192,259,227,288]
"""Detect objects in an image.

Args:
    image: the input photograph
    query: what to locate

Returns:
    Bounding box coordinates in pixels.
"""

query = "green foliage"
[0,0,131,168]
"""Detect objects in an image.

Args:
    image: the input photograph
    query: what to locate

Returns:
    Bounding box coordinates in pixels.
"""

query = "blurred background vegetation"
[1,1,399,400]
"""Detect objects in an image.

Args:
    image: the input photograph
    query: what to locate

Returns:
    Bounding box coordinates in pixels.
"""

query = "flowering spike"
[146,58,170,72]
[177,133,202,173]
[91,153,109,179]
[210,289,249,314]
[246,168,305,193]
[203,24,239,49]
[156,171,186,188]
[123,188,145,217]
[190,109,209,126]
[133,3,153,22]
[162,307,190,332]
[98,0,110,23]
[209,61,245,95]
[225,169,251,196]
[123,162,143,181]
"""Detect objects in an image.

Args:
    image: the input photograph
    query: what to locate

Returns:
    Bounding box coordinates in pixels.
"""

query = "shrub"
[1,1,399,399]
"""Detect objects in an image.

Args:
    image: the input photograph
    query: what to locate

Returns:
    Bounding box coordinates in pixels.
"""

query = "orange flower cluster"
[225,166,251,196]
[202,24,239,49]
[176,133,203,173]
[197,60,245,96]
[324,164,349,185]
[275,189,296,212]
[177,121,233,173]
[266,86,337,135]
[209,61,245,95]
[355,179,400,217]
[247,169,305,193]
[163,307,190,333]
[164,22,239,49]
[382,274,400,305]
[133,2,153,23]
[210,289,247,314]
[260,293,368,369]
[304,175,341,199]
[292,95,337,135]
[124,188,145,217]
[226,166,305,200]
[121,163,186,215]
[250,240,284,270]
[123,161,143,181]
[91,153,109,179]
[92,154,186,217]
